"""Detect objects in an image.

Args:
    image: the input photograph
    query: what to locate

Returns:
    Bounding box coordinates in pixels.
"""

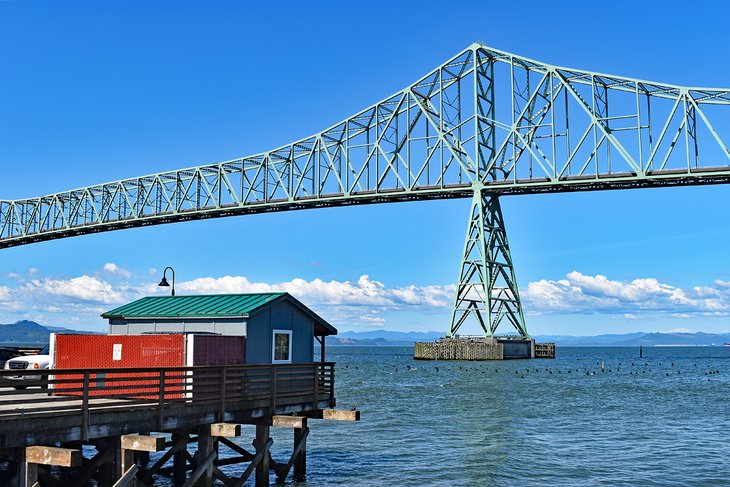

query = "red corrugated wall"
[53,334,186,398]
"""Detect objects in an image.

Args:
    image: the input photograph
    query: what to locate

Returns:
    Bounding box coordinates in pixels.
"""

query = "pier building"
[102,292,336,364]
[0,293,357,486]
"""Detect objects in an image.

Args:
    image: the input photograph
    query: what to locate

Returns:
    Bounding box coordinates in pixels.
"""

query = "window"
[272,330,292,364]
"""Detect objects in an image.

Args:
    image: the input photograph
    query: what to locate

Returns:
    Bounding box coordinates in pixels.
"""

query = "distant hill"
[534,332,647,345]
[327,330,730,347]
[533,331,730,347]
[0,320,88,346]
[329,330,444,346]
[0,320,54,345]
[606,332,730,347]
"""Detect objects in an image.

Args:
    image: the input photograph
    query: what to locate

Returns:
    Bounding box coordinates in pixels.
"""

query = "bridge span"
[2,42,729,337]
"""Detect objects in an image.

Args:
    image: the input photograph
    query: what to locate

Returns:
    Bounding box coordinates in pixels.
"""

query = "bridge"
[2,42,729,337]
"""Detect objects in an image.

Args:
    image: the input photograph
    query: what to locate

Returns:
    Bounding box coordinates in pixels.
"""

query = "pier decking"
[0,362,355,486]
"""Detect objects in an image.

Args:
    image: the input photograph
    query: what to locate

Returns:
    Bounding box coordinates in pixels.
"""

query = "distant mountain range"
[328,330,444,346]
[1,321,728,348]
[534,331,730,347]
[329,330,730,347]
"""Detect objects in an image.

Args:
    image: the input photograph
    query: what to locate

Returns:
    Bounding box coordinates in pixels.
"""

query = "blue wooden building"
[102,292,337,364]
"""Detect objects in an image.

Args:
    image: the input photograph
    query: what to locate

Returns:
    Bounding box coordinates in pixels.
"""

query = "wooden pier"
[0,362,358,486]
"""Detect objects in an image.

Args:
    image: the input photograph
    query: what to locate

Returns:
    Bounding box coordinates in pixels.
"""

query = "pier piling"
[254,423,271,487]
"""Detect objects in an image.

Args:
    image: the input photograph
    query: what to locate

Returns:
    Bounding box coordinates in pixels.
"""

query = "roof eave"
[103,314,249,320]
[285,296,337,335]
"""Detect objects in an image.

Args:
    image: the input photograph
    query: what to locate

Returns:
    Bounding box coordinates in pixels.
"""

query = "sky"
[1,0,730,336]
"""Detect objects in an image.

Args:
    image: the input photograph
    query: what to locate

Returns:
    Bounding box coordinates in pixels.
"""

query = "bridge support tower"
[448,188,529,338]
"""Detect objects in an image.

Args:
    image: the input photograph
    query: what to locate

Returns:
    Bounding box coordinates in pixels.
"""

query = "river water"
[257,346,729,486]
[3,345,726,485]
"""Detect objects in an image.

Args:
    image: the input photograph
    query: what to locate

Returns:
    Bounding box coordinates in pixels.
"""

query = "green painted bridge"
[2,43,729,337]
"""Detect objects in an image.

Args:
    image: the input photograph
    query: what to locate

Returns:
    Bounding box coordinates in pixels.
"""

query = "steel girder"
[2,42,730,248]
[449,189,527,337]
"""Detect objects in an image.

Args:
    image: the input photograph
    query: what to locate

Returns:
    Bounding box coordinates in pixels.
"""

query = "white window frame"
[272,329,293,364]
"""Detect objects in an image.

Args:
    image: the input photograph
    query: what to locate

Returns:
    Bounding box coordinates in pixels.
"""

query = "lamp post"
[158,266,176,296]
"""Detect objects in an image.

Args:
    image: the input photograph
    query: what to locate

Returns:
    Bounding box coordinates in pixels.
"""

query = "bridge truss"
[2,43,730,336]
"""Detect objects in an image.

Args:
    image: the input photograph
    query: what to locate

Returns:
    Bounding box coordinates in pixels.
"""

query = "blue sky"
[1,0,730,335]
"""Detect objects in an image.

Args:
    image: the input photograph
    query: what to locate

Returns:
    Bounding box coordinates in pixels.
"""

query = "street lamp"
[158,266,176,296]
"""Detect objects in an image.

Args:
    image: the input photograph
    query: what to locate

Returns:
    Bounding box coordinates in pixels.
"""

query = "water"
[265,346,729,486]
[2,346,724,485]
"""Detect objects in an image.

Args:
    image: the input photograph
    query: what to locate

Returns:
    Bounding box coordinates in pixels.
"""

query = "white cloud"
[524,271,730,316]
[172,274,454,327]
[0,268,456,330]
[103,263,132,279]
[3,267,730,331]
[176,274,454,309]
[23,275,126,304]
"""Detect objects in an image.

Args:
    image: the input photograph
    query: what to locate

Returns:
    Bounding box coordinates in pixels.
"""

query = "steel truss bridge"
[2,43,730,337]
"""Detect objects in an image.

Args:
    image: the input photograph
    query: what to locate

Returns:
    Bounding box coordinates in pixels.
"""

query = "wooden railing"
[0,362,334,438]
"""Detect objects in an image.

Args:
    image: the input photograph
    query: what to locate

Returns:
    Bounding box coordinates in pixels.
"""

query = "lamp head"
[158,276,170,287]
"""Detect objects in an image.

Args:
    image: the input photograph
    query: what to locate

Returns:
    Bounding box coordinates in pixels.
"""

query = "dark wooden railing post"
[219,367,227,422]
[272,366,277,414]
[329,363,335,408]
[157,369,166,431]
[81,371,90,441]
[242,367,247,399]
[313,364,319,411]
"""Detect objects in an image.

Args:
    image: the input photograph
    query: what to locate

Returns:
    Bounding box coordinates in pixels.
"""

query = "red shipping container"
[51,334,244,399]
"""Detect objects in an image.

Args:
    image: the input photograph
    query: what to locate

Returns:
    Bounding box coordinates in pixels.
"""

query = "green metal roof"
[102,293,286,318]
[101,292,338,335]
